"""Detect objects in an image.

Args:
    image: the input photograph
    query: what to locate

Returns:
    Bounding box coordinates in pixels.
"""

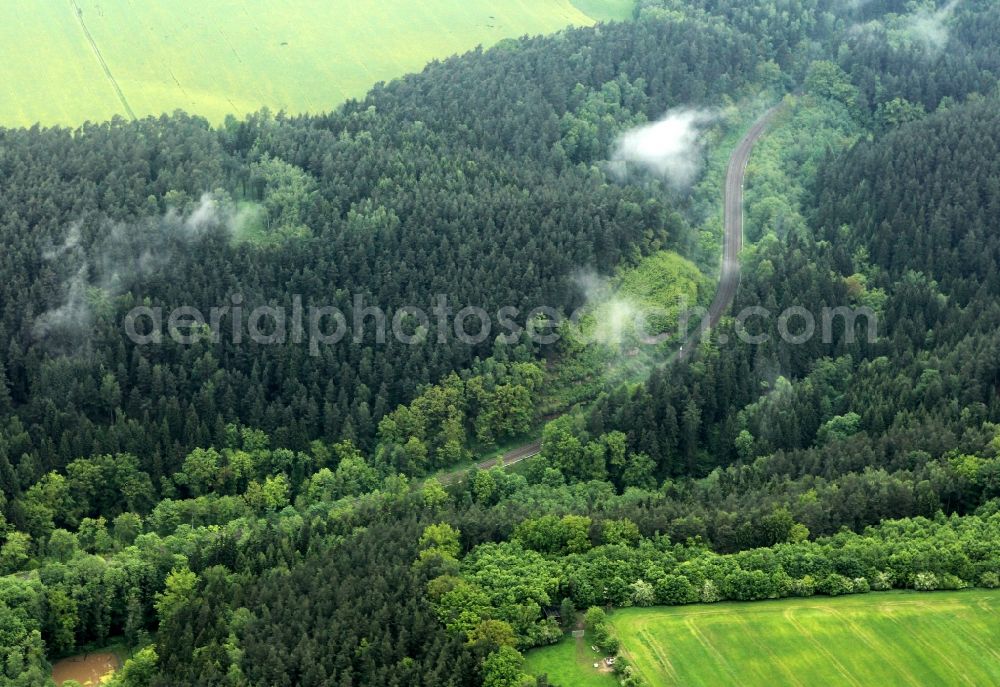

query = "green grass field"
[527,591,1000,687]
[525,635,617,687]
[569,0,635,21]
[0,0,629,128]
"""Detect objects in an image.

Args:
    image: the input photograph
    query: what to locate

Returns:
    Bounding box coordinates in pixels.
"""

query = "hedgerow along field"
[0,0,630,128]
[527,591,1000,686]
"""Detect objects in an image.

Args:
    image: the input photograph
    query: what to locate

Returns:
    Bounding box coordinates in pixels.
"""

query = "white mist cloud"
[42,221,83,260]
[573,270,642,348]
[611,108,717,187]
[845,1,962,59]
[33,265,92,338]
[903,0,959,55]
[837,0,874,13]
[33,193,242,347]
[181,193,226,235]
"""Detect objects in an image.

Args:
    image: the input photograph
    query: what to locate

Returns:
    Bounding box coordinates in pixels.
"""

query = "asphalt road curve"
[678,105,782,361]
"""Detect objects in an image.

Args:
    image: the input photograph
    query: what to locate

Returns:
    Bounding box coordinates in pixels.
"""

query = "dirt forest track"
[438,439,542,484]
[440,106,782,481]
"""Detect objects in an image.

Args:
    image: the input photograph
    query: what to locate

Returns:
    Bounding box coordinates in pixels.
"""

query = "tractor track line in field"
[782,608,862,687]
[977,597,999,616]
[815,605,922,687]
[70,0,136,121]
[913,601,1000,664]
[635,629,680,684]
[165,67,197,107]
[882,612,973,684]
[730,613,804,687]
[683,617,741,683]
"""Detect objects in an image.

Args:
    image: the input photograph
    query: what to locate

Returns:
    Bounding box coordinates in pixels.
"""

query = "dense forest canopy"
[0,13,769,491]
[2,0,1000,685]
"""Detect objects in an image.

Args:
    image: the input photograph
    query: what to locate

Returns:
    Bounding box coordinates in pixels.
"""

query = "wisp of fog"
[611,108,717,188]
[33,193,244,347]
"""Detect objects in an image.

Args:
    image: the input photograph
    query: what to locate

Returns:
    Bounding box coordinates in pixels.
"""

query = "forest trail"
[438,439,542,484]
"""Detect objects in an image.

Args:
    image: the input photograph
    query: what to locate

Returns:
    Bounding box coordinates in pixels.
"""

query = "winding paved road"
[442,106,781,479]
[678,105,781,360]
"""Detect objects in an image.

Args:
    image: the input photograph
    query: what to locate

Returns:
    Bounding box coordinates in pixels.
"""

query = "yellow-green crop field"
[0,0,632,128]
[527,590,1000,687]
